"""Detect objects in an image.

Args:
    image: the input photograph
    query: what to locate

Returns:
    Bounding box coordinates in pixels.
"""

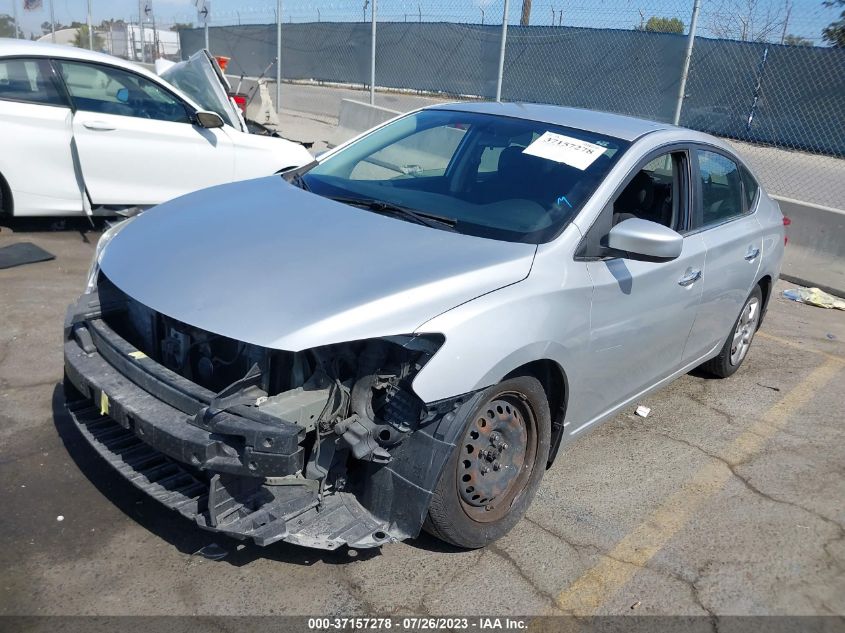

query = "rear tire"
[700,285,763,378]
[424,376,551,549]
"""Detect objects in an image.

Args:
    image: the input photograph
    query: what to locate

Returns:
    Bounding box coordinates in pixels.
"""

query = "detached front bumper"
[63,317,394,550]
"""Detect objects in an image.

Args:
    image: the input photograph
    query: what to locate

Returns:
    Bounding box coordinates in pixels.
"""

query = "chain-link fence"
[173,0,844,209]
[5,0,842,208]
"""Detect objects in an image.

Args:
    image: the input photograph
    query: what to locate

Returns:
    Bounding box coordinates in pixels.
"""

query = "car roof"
[0,38,203,111]
[427,101,675,142]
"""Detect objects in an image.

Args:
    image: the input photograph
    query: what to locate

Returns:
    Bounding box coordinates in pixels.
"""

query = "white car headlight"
[84,217,136,293]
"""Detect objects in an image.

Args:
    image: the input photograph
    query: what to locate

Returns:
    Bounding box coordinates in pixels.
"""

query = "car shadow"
[0,216,109,245]
[50,382,383,567]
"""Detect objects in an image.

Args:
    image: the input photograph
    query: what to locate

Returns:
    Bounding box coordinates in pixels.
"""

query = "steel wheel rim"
[456,392,538,523]
[730,296,760,366]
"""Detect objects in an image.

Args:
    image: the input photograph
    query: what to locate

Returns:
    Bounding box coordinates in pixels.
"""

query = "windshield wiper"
[328,195,457,231]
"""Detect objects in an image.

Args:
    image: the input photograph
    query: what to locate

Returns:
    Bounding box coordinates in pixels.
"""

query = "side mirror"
[607,218,683,261]
[194,110,225,129]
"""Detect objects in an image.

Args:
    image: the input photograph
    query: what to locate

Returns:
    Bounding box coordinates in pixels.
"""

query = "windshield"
[161,51,240,129]
[302,109,629,243]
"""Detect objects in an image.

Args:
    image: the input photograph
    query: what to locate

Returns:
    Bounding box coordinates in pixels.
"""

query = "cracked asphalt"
[1,220,843,617]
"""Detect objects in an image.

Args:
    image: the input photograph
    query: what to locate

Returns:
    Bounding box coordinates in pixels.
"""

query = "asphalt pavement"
[1,220,843,617]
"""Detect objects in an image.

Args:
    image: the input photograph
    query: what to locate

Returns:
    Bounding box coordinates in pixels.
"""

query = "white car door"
[0,58,82,216]
[55,60,235,207]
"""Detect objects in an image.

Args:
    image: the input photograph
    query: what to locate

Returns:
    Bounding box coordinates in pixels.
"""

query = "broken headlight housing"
[84,217,136,293]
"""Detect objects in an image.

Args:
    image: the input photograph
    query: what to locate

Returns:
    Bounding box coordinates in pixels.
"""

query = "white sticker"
[522,132,606,170]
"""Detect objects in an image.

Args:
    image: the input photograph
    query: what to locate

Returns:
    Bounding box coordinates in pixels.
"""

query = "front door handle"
[82,121,116,131]
[744,247,761,262]
[678,268,702,287]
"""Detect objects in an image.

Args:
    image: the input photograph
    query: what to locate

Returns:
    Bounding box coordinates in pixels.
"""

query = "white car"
[0,39,313,217]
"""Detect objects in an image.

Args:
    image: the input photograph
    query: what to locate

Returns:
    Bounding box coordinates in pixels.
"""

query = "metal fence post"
[276,0,282,114]
[87,0,94,50]
[495,0,511,102]
[370,0,377,105]
[673,0,701,125]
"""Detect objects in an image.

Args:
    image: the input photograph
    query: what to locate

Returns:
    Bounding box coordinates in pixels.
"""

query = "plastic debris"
[56,515,64,522]
[756,383,781,392]
[827,333,837,340]
[635,405,651,418]
[630,601,642,610]
[782,288,845,310]
[193,542,228,560]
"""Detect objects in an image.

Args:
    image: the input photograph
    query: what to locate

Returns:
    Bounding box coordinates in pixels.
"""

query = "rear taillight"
[783,216,791,245]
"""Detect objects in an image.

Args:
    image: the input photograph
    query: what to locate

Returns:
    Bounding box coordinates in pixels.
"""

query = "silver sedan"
[63,102,785,550]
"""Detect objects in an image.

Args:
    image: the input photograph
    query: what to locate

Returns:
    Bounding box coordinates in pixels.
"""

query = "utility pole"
[369,0,377,105]
[673,0,701,125]
[495,0,510,101]
[138,0,145,62]
[87,0,94,49]
[11,0,20,38]
[779,0,792,44]
[50,0,56,42]
[276,0,282,116]
[520,0,531,26]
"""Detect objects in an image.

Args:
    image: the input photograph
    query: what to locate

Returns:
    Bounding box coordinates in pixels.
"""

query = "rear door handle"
[678,269,702,287]
[744,247,761,262]
[82,121,116,131]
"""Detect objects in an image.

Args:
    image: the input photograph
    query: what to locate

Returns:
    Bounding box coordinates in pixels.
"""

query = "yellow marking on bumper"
[99,390,109,416]
[554,357,843,615]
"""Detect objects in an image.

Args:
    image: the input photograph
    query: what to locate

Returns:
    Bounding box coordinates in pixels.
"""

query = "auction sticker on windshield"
[522,131,606,170]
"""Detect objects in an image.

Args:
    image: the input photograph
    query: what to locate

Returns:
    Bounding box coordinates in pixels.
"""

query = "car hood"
[100,177,537,351]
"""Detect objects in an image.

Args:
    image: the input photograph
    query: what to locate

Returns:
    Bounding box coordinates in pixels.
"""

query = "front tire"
[701,285,763,378]
[424,376,551,548]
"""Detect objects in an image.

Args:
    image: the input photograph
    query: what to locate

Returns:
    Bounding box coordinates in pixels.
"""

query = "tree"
[707,0,785,42]
[783,33,812,45]
[72,25,105,50]
[822,0,845,46]
[641,16,685,33]
[0,14,22,38]
[170,22,194,31]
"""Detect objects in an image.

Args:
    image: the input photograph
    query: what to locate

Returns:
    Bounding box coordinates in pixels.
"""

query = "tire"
[424,375,551,548]
[700,284,763,378]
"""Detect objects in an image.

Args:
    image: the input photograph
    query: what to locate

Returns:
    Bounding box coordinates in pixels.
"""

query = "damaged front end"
[63,273,468,550]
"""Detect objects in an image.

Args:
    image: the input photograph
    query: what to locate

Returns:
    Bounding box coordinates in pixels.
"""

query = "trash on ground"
[782,288,845,310]
[630,600,641,610]
[193,542,228,560]
[756,383,781,392]
[0,242,56,270]
[827,333,837,340]
[635,405,651,418]
[56,515,64,522]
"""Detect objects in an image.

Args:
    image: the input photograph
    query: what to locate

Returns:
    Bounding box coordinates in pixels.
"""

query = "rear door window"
[0,58,67,107]
[695,150,746,229]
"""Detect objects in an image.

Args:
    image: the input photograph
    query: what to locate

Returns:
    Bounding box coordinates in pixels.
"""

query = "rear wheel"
[701,285,763,378]
[424,376,551,548]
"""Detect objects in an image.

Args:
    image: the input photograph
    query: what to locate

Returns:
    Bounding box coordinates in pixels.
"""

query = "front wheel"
[424,376,551,548]
[700,285,763,378]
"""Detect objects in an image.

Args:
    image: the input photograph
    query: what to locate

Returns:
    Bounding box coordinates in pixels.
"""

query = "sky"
[5,0,840,45]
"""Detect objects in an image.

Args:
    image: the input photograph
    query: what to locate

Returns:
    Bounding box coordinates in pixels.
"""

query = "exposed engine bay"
[63,273,464,550]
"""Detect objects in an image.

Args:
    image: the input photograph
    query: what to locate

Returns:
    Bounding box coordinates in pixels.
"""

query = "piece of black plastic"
[0,242,55,269]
